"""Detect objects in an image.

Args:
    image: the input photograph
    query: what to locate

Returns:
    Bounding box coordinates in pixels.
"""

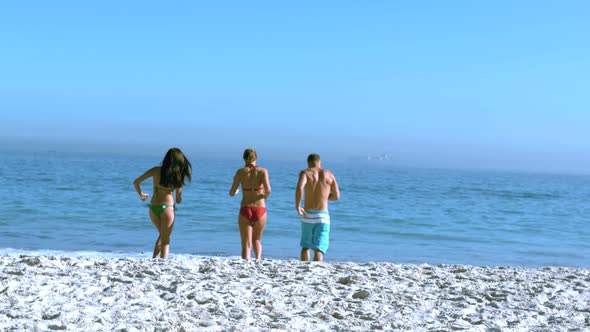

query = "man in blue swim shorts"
[295,154,340,261]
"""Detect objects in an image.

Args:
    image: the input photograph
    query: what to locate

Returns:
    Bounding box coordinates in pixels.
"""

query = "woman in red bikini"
[229,148,272,259]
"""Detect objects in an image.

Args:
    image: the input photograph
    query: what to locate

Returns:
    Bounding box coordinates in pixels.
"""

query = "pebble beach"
[1,255,589,331]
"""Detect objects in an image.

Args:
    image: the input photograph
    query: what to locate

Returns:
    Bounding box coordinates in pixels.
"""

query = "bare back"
[299,168,338,211]
[230,165,271,207]
[134,166,180,205]
[150,167,176,205]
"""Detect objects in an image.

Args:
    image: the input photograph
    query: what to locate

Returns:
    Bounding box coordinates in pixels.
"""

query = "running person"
[133,148,192,259]
[295,153,340,261]
[229,148,271,259]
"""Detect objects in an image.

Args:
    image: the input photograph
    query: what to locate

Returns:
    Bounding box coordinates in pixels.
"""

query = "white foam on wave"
[0,248,243,262]
[0,248,148,259]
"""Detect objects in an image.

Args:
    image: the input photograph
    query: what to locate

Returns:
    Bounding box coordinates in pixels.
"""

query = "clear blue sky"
[1,1,589,173]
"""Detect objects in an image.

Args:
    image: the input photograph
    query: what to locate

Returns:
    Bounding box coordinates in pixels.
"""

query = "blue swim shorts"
[300,210,330,253]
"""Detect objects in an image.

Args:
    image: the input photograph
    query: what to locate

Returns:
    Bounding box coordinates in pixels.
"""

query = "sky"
[1,1,589,173]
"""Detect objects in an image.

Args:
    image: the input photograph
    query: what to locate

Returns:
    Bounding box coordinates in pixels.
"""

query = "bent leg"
[149,210,162,259]
[313,223,329,262]
[238,216,252,259]
[158,208,175,259]
[300,222,313,261]
[252,214,267,260]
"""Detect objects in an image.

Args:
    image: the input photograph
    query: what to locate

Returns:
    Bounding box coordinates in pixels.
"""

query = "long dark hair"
[160,148,192,188]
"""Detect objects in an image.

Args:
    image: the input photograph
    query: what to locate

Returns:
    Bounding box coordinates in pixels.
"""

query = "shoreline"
[2,248,588,270]
[1,255,589,331]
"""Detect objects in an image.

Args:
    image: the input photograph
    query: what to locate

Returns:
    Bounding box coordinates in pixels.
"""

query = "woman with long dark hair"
[134,148,192,259]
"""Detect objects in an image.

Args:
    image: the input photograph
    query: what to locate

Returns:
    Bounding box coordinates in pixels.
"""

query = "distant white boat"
[367,153,393,161]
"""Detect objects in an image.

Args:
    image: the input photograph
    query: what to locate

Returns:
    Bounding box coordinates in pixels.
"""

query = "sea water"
[1,151,589,268]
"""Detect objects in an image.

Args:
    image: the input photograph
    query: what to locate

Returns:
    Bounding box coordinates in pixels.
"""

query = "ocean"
[1,151,589,268]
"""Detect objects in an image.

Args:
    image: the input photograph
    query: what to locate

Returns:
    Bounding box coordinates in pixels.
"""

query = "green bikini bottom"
[149,204,176,218]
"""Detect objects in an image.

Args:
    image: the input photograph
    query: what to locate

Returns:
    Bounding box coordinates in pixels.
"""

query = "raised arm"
[229,170,241,197]
[295,170,307,215]
[133,167,157,201]
[329,174,340,201]
[262,169,272,199]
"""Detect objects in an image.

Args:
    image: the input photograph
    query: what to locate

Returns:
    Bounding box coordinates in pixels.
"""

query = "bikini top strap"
[154,185,174,194]
[242,184,264,191]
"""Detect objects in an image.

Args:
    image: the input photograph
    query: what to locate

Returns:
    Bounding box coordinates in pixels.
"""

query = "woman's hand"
[139,192,149,201]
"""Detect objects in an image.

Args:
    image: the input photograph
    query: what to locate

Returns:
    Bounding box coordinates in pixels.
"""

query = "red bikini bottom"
[240,207,267,225]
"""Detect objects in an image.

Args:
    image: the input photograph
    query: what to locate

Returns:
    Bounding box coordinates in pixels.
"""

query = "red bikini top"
[243,164,263,191]
[242,185,263,192]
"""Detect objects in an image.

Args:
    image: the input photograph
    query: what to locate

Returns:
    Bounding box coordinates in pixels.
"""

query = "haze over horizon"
[1,2,589,174]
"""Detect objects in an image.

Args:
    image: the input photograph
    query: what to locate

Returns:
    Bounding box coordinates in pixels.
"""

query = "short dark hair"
[307,153,321,164]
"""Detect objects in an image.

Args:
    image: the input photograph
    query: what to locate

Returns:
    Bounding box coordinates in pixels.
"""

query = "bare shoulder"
[234,168,245,177]
[321,168,334,176]
[257,167,269,178]
[297,169,310,182]
[321,168,336,181]
[300,168,313,177]
[149,167,162,184]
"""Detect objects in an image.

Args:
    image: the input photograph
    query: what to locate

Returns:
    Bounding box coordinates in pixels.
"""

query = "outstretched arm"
[133,167,157,201]
[295,171,307,215]
[329,174,340,201]
[229,170,241,197]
